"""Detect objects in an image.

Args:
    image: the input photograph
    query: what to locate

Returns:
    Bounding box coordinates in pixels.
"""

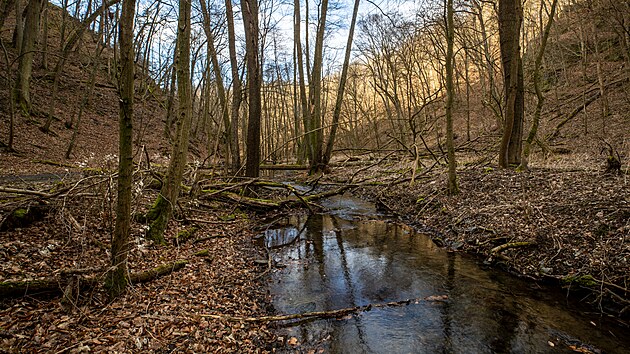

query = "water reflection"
[268,196,630,353]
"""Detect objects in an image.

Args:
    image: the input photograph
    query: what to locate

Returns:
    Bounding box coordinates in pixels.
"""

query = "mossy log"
[174,227,199,245]
[0,205,49,231]
[0,260,188,298]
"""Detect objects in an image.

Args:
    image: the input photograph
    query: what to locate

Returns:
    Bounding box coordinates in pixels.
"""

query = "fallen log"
[259,164,309,170]
[0,260,188,298]
[201,184,356,210]
[199,295,448,322]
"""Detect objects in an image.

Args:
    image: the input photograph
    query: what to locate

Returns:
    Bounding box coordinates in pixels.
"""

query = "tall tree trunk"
[445,0,458,194]
[307,0,329,173]
[498,0,524,167]
[13,0,42,113]
[146,0,192,244]
[519,0,558,170]
[322,0,360,166]
[242,0,261,178]
[199,0,232,167]
[1,39,15,151]
[106,0,135,298]
[294,0,310,165]
[225,0,241,173]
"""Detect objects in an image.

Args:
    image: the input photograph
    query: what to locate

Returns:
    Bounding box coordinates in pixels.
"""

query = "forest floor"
[0,155,628,352]
[0,172,283,352]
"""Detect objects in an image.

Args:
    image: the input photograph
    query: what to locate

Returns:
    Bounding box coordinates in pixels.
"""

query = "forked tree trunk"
[106,0,135,298]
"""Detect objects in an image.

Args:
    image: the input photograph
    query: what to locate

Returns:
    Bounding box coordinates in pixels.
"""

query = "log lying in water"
[199,295,449,323]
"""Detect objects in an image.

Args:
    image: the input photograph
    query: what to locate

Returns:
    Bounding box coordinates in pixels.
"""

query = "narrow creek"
[265,193,630,353]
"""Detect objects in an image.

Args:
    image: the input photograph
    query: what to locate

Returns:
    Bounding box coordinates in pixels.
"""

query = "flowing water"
[265,193,630,353]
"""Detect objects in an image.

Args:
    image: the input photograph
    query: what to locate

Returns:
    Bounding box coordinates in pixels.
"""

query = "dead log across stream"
[201,183,357,210]
[199,295,448,323]
[0,260,188,298]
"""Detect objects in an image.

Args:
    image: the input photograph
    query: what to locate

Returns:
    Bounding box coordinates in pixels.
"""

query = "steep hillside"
[0,3,169,175]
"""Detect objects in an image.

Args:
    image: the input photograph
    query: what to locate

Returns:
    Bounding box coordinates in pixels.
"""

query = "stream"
[265,193,630,353]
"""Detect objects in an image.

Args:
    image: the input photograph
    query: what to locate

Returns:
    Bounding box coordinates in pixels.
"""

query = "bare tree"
[243,0,261,177]
[106,0,135,298]
[445,0,458,194]
[146,0,192,243]
[322,0,361,166]
[13,0,43,113]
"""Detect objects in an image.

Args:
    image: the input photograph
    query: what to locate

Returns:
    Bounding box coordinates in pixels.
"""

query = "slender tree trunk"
[106,0,134,298]
[242,0,261,177]
[146,0,192,244]
[445,0,458,194]
[519,0,558,170]
[1,39,15,151]
[13,0,23,50]
[225,0,241,173]
[199,0,232,167]
[294,0,310,165]
[307,0,329,173]
[164,61,177,140]
[41,0,48,70]
[13,0,42,113]
[0,0,16,33]
[322,0,360,166]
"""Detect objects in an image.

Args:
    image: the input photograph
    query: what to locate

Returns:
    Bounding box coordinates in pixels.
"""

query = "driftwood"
[0,260,188,298]
[199,295,448,323]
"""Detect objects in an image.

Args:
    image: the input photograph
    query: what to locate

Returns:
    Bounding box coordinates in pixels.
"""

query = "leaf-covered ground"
[0,176,281,353]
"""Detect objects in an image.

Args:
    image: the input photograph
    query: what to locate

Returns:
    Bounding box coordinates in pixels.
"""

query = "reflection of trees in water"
[273,214,619,353]
[330,215,370,352]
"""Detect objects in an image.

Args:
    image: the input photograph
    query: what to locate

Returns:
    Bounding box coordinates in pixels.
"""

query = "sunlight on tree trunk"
[322,0,361,167]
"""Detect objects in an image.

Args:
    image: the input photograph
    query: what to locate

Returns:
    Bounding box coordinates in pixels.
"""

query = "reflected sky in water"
[268,194,630,353]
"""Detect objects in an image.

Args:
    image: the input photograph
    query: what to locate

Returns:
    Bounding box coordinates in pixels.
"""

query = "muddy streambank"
[345,167,629,320]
